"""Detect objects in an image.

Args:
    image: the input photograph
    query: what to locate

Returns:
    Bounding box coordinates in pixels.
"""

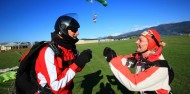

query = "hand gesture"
[75,49,92,68]
[103,47,116,62]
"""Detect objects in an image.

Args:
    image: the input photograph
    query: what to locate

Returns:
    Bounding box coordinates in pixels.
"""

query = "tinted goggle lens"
[70,28,78,33]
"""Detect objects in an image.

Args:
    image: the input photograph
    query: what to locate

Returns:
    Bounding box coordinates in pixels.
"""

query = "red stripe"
[69,63,81,72]
[156,89,168,94]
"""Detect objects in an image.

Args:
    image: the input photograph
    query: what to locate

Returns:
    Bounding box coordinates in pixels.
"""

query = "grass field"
[0,35,190,94]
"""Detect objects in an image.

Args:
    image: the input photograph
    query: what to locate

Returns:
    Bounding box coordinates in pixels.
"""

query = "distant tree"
[107,36,113,39]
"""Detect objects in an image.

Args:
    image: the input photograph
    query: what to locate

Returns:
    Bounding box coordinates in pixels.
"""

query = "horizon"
[0,20,190,43]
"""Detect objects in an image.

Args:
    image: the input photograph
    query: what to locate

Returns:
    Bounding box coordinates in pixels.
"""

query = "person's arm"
[109,56,170,91]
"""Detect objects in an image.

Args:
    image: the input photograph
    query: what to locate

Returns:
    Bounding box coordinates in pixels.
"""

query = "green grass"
[161,36,190,94]
[0,50,22,69]
[0,35,190,94]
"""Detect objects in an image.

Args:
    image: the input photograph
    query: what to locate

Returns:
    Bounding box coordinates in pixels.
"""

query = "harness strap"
[48,42,62,57]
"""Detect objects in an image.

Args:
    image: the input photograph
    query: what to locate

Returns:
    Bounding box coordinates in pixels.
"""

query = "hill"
[110,21,190,39]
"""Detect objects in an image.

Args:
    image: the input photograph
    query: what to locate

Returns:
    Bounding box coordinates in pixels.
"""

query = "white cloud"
[110,32,123,36]
[129,24,159,32]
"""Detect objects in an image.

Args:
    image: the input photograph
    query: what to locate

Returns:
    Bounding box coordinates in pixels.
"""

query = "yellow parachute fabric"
[0,71,16,83]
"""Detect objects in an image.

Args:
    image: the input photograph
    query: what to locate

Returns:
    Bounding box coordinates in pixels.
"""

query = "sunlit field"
[0,35,190,94]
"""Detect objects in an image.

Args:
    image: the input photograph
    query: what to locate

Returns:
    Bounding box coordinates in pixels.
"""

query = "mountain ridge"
[108,21,190,39]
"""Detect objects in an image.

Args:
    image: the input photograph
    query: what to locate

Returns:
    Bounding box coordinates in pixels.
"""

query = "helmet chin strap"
[136,49,148,54]
[141,49,148,53]
[135,49,148,62]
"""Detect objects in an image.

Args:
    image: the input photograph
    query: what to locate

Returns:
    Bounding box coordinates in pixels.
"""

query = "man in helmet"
[35,14,92,94]
[103,29,173,94]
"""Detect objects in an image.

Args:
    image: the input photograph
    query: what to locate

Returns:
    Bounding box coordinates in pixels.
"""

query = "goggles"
[69,27,78,33]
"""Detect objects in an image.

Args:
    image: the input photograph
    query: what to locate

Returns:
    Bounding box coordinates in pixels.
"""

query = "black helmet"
[54,15,80,37]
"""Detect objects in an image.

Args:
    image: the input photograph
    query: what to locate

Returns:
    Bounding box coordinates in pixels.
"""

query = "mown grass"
[0,35,190,94]
[161,36,190,94]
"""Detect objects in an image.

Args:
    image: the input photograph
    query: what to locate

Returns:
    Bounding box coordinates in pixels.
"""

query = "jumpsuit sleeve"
[109,56,170,91]
[36,47,80,93]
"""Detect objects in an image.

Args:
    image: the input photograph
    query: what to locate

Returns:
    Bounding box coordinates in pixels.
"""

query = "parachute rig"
[86,0,108,23]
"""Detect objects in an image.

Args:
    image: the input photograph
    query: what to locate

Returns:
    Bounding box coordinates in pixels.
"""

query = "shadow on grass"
[106,75,134,94]
[81,70,103,94]
[96,82,115,94]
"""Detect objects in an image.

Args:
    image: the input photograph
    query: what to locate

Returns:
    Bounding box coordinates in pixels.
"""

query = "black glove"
[103,47,116,62]
[75,49,92,68]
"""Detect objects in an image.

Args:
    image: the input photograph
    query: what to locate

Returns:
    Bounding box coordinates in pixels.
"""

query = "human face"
[68,29,79,39]
[135,36,148,53]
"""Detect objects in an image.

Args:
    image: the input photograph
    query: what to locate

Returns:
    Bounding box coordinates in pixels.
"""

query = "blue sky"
[0,0,190,43]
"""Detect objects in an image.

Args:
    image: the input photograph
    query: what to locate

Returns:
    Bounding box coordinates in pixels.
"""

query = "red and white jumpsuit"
[109,47,171,94]
[35,45,82,94]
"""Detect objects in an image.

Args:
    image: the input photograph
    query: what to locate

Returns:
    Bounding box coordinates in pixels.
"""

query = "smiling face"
[135,36,148,53]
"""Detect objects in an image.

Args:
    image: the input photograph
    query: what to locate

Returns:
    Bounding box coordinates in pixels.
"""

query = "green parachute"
[86,0,108,7]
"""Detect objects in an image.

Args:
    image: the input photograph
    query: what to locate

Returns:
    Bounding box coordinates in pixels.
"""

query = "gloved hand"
[103,47,116,62]
[75,49,92,68]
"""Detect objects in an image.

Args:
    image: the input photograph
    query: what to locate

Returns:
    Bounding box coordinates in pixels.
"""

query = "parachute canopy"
[93,13,97,23]
[86,0,108,7]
